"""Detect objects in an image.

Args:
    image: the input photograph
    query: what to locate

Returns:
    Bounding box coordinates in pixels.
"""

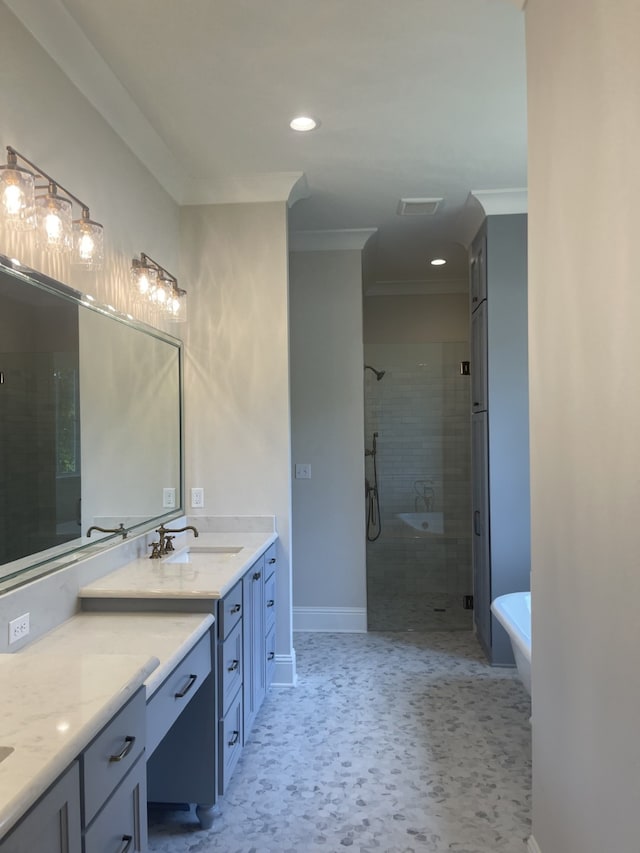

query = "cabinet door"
[470,230,487,309]
[242,557,266,742]
[0,763,81,853]
[471,300,488,413]
[472,412,491,652]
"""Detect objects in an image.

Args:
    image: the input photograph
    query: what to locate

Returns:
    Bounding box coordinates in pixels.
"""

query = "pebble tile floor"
[148,631,531,853]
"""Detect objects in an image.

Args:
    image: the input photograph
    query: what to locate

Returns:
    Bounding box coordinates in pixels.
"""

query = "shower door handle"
[473,510,481,536]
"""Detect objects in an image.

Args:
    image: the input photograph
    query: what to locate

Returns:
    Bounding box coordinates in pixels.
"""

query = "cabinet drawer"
[218,580,243,639]
[146,631,212,757]
[265,571,276,634]
[219,618,243,715]
[82,690,145,826]
[266,625,276,688]
[264,543,277,578]
[218,687,243,795]
[83,754,147,852]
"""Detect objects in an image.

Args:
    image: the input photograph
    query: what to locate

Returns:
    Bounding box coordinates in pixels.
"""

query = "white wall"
[180,202,295,681]
[0,3,180,321]
[289,249,366,630]
[526,1,640,851]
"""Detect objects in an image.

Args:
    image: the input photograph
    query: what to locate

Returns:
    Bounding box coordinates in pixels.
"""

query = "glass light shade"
[0,165,36,230]
[131,263,158,300]
[35,190,73,252]
[167,288,187,323]
[73,217,104,270]
[150,277,172,310]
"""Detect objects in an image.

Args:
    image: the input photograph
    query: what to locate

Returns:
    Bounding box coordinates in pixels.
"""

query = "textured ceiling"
[20,0,527,285]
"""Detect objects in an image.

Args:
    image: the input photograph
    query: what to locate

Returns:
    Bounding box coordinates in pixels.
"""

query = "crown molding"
[181,172,308,206]
[4,0,187,203]
[289,228,378,252]
[470,188,528,216]
[365,278,469,297]
[6,0,311,210]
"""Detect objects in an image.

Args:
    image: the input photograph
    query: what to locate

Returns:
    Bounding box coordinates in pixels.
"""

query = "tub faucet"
[150,523,199,558]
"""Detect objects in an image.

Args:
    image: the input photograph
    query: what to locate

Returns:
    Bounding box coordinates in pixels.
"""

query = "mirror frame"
[0,253,184,593]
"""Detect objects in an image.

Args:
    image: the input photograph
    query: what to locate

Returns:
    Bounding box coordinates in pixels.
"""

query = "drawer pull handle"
[266,599,274,607]
[230,603,241,614]
[267,651,275,661]
[109,736,135,763]
[118,836,133,853]
[268,558,276,564]
[228,659,239,672]
[253,571,262,581]
[174,673,198,699]
[228,730,240,747]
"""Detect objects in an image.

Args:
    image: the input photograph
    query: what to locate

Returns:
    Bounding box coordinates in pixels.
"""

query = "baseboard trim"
[293,606,367,633]
[271,649,297,687]
[528,835,542,853]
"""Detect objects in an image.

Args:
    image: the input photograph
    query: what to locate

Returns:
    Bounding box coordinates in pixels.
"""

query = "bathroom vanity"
[0,530,278,849]
[0,254,282,848]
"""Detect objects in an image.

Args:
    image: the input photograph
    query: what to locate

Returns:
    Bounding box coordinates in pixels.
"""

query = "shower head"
[365,364,385,381]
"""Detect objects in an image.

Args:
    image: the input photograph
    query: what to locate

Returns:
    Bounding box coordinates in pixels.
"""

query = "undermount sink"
[0,746,14,763]
[164,546,243,564]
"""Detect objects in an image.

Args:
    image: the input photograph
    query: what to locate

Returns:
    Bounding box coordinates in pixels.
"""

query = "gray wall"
[289,249,367,630]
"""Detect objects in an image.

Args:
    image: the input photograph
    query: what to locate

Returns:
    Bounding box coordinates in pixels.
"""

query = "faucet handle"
[149,541,162,560]
[164,535,176,552]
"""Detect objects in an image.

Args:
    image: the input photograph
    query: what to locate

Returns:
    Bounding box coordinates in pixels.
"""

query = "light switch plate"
[295,463,311,479]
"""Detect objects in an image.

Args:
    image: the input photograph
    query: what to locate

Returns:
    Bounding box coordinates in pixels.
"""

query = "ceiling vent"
[396,197,443,216]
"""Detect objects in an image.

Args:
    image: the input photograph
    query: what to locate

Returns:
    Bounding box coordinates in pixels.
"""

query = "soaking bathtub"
[491,591,531,695]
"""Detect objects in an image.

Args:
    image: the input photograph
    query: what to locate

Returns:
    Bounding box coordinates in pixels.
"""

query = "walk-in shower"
[364,343,472,632]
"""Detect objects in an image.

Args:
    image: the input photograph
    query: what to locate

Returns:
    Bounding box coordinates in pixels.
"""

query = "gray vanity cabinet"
[217,543,277,793]
[0,763,81,853]
[218,580,244,794]
[265,555,277,688]
[242,553,266,741]
[0,690,147,853]
[83,754,147,853]
[469,215,530,665]
[145,628,217,829]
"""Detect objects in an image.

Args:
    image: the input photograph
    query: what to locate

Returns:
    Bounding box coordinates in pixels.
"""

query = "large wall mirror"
[0,254,183,592]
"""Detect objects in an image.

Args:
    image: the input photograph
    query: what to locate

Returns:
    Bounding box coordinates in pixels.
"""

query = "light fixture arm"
[7,146,91,215]
[139,251,178,286]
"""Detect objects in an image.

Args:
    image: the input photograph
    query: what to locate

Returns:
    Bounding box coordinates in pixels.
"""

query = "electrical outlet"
[162,487,176,508]
[295,463,311,479]
[8,612,30,645]
[191,487,204,508]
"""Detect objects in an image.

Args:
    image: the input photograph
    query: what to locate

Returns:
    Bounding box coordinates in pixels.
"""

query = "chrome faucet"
[149,523,199,559]
[86,523,128,539]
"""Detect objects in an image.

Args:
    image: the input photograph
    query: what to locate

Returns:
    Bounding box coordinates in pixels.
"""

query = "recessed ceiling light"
[290,116,318,132]
[430,258,447,266]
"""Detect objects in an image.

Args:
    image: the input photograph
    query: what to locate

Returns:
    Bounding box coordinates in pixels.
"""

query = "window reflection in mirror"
[0,273,81,564]
[0,257,183,591]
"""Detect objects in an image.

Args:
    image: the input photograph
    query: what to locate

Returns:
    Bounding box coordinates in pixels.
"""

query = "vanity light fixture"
[131,252,187,323]
[0,146,104,269]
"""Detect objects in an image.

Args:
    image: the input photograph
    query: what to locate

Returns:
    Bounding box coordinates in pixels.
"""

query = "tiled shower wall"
[364,342,472,630]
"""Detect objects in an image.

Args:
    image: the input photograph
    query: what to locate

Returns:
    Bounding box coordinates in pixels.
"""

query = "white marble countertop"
[22,612,215,697]
[0,651,157,839]
[78,531,277,600]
